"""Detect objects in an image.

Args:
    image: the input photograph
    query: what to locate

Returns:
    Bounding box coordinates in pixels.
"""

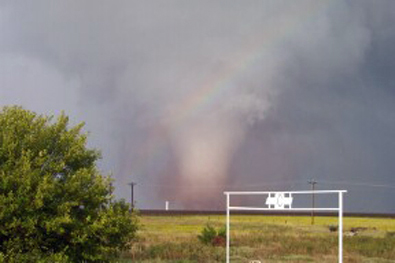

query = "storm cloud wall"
[0,1,394,212]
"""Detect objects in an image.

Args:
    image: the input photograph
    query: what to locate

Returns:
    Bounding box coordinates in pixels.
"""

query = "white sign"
[265,192,293,209]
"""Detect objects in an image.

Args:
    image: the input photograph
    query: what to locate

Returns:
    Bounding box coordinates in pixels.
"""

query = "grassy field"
[123,214,395,263]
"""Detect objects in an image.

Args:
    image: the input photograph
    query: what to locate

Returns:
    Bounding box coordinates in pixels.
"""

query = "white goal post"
[224,190,347,263]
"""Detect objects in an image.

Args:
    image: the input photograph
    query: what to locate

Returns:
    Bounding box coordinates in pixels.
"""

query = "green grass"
[125,215,395,263]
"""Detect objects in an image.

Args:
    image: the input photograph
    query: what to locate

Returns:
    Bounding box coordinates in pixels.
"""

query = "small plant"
[386,231,395,238]
[198,224,226,246]
[218,225,226,238]
[328,225,338,232]
[198,224,217,245]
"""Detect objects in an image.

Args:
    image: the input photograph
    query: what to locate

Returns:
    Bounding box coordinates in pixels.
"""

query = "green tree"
[0,106,138,262]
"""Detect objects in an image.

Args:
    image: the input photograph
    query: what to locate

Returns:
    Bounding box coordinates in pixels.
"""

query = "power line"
[318,180,395,189]
[125,179,395,191]
[135,180,306,189]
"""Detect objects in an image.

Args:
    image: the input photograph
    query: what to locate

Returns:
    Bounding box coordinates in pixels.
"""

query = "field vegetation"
[126,214,395,263]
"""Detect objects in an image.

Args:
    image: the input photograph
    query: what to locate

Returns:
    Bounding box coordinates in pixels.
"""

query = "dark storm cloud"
[230,1,395,212]
[0,1,394,212]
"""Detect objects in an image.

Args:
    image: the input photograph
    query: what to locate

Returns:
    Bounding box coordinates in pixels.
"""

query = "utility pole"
[128,182,136,212]
[308,179,317,225]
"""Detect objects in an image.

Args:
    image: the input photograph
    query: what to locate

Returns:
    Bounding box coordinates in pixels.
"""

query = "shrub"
[0,106,138,262]
[328,225,338,232]
[198,224,226,246]
[386,231,395,238]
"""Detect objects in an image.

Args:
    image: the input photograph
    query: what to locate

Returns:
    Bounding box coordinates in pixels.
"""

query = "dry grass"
[122,214,395,263]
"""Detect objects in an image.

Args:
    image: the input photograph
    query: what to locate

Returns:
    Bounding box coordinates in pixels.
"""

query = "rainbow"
[131,1,333,179]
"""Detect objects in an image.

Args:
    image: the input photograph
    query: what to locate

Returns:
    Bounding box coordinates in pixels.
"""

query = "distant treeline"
[138,209,395,218]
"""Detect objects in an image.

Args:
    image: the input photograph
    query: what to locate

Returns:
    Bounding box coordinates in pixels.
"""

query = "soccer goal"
[224,190,347,263]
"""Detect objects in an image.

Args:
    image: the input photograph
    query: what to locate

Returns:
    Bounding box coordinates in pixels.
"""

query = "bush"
[198,224,226,246]
[0,250,69,263]
[386,231,395,238]
[328,225,338,232]
[0,106,138,262]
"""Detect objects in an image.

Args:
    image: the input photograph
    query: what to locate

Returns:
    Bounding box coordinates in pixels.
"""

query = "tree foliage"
[0,106,138,262]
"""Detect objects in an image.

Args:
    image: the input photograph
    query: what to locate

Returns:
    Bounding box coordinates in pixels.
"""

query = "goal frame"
[224,190,347,263]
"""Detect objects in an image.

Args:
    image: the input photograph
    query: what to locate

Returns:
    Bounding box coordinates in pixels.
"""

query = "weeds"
[129,215,395,262]
[197,224,226,246]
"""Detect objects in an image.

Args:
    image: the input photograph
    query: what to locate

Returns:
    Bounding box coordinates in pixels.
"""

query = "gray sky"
[0,1,394,212]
